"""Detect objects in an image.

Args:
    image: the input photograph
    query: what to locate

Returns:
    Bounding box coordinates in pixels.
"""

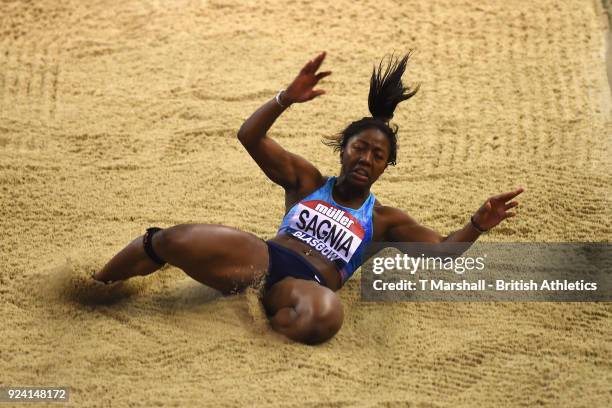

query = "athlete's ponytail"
[323,52,419,166]
[368,52,420,122]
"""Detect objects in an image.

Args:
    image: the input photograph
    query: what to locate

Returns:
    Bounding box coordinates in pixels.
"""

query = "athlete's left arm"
[383,188,524,243]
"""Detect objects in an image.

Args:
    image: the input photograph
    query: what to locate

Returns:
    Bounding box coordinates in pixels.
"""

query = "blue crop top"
[276,176,376,283]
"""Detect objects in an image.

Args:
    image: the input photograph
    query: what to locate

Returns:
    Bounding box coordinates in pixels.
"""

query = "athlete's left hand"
[472,187,524,231]
[283,52,331,105]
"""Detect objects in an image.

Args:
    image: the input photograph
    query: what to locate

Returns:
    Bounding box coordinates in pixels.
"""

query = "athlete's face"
[340,128,390,187]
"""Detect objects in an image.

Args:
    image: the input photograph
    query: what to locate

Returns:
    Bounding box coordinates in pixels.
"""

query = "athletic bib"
[277,177,375,283]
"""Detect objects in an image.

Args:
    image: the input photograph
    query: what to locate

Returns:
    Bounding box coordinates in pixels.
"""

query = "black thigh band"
[143,227,166,265]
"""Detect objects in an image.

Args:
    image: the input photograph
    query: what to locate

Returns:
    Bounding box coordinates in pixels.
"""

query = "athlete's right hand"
[282,52,331,105]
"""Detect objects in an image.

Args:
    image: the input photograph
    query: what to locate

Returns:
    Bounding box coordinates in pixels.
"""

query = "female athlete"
[93,52,523,345]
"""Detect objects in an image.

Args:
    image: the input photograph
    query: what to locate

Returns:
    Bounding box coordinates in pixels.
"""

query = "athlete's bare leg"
[95,224,343,344]
[94,224,269,294]
[262,278,344,345]
[94,235,163,282]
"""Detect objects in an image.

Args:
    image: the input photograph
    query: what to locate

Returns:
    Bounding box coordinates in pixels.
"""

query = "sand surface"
[1,0,611,406]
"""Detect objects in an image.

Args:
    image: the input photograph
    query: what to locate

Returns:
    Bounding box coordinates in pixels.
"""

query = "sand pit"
[1,0,611,406]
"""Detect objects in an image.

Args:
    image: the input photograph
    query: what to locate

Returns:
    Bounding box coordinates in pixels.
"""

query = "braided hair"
[324,52,419,166]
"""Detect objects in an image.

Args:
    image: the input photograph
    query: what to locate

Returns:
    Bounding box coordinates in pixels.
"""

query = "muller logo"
[288,200,365,263]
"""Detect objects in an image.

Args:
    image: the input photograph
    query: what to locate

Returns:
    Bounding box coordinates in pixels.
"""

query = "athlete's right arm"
[237,52,331,192]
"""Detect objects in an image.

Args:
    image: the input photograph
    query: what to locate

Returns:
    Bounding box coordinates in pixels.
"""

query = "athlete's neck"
[333,175,370,208]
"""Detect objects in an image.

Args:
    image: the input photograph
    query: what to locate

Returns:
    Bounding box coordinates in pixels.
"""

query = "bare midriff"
[268,234,343,291]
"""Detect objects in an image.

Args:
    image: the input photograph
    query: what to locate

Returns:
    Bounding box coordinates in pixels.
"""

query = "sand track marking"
[0,36,62,124]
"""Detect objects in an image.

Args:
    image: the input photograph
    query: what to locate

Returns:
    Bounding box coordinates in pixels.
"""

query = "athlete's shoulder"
[301,175,329,197]
[284,175,329,212]
[372,205,418,240]
[374,205,416,222]
[373,204,395,221]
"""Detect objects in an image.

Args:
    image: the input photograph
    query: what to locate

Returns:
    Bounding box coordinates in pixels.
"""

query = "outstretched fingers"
[300,59,314,74]
[492,187,524,203]
[504,200,519,210]
[311,51,326,72]
[315,70,332,81]
[309,89,326,99]
[301,52,326,75]
[310,69,331,100]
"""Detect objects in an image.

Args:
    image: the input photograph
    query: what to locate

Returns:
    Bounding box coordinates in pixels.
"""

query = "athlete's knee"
[266,282,344,345]
[305,294,344,344]
[152,224,193,259]
[283,293,343,345]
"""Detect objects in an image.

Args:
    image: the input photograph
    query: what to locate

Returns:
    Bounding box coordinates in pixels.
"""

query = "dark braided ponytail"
[324,52,419,166]
[368,52,420,122]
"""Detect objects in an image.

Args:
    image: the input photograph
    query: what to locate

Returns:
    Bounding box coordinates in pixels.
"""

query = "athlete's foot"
[91,270,114,285]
